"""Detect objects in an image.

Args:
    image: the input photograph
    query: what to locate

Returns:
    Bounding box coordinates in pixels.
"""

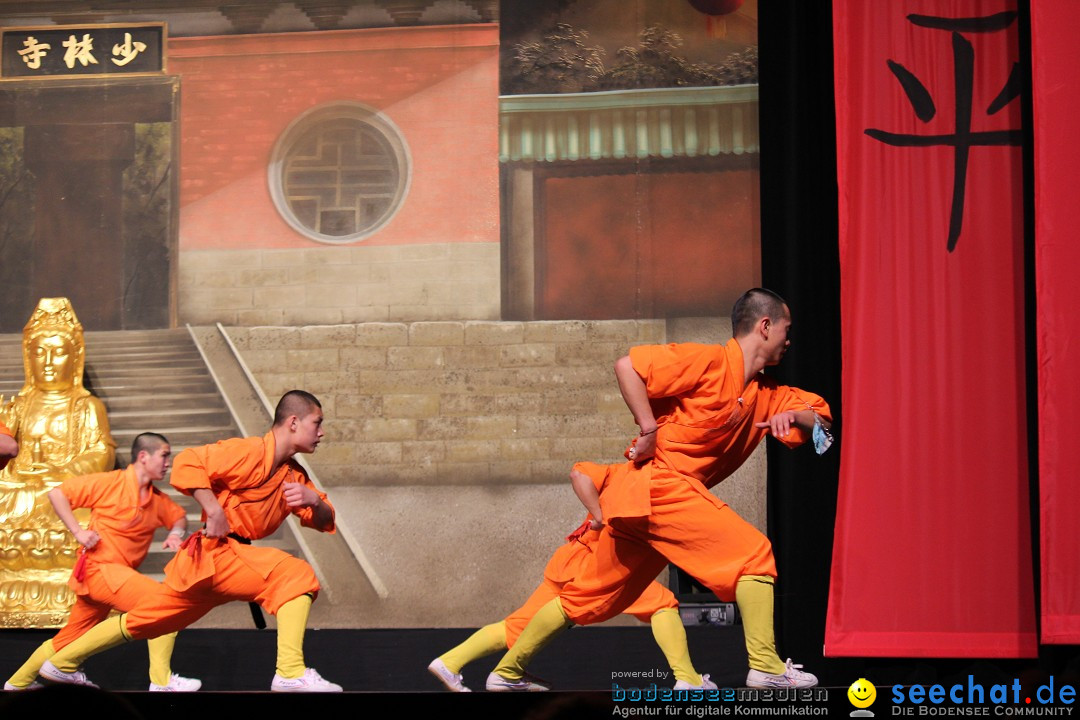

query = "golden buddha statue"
[0,298,116,627]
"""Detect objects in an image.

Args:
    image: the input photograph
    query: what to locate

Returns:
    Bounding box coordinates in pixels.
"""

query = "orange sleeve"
[290,466,336,533]
[0,421,11,437]
[170,437,261,495]
[169,447,213,495]
[153,490,187,529]
[60,472,113,510]
[629,343,714,399]
[761,381,833,449]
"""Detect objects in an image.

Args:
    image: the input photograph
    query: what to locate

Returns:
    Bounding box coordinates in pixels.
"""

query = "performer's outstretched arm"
[755,409,823,439]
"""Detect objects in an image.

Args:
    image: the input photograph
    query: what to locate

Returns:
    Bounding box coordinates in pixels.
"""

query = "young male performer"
[429,462,716,693]
[38,390,342,692]
[5,432,199,692]
[488,288,833,690]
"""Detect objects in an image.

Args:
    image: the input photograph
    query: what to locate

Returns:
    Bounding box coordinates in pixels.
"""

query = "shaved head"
[131,432,168,462]
[273,390,322,426]
[731,288,789,337]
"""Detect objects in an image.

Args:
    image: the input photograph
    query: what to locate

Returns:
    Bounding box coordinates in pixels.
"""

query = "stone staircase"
[0,328,300,583]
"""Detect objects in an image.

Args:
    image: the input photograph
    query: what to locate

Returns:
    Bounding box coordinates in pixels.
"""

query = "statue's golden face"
[28,334,76,391]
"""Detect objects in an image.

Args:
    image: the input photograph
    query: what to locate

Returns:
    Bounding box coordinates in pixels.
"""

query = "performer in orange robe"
[5,432,199,691]
[428,465,713,692]
[491,288,833,690]
[38,391,343,693]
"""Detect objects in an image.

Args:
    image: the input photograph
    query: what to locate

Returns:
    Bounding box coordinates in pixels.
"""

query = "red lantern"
[687,0,743,15]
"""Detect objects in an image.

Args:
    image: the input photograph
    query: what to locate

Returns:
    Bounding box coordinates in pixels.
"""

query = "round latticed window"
[269,103,410,244]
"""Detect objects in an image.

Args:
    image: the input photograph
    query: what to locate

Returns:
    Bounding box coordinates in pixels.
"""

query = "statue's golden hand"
[14,465,49,489]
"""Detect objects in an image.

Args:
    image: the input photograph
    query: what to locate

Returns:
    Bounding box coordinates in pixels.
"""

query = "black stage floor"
[0,625,748,717]
[0,625,751,692]
[2,627,1078,717]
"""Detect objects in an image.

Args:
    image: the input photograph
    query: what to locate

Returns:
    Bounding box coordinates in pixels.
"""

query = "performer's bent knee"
[633,607,669,623]
[737,534,778,581]
[630,599,679,624]
[124,608,204,640]
[260,558,320,614]
[560,594,625,626]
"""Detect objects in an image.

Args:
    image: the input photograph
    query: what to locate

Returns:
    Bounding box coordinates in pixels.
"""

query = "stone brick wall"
[228,319,666,485]
[178,243,500,326]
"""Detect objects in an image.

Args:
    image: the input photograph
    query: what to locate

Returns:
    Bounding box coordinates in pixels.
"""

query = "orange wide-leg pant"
[558,473,776,626]
[53,566,162,652]
[122,543,320,639]
[504,536,677,647]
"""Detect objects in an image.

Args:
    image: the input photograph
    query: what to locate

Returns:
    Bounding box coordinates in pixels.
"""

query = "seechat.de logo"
[891,675,1076,714]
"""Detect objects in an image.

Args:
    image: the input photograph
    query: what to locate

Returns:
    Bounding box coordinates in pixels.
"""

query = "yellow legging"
[275,594,312,678]
[7,631,181,688]
[48,593,316,679]
[493,575,787,680]
[440,608,703,685]
[650,607,703,686]
[438,621,507,674]
[736,575,786,675]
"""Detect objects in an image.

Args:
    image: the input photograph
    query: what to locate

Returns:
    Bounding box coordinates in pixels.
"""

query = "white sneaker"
[39,660,98,688]
[485,671,549,692]
[427,658,471,692]
[746,659,818,689]
[674,673,718,690]
[522,671,552,690]
[149,673,202,692]
[4,681,43,691]
[270,667,342,692]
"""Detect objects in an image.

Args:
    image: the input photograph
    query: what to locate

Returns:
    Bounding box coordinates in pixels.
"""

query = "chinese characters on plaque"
[1,24,165,78]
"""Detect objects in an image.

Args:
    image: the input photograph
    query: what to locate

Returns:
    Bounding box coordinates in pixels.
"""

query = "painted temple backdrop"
[0,0,763,631]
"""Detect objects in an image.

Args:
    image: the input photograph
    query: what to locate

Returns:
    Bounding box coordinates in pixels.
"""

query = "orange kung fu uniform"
[503,522,677,647]
[50,466,186,651]
[119,432,335,640]
[559,339,831,625]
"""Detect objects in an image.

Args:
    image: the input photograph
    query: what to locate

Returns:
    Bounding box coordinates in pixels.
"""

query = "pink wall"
[170,25,499,250]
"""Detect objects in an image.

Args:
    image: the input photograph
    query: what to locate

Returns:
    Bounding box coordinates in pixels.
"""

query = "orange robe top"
[60,466,186,594]
[600,338,832,521]
[166,431,335,589]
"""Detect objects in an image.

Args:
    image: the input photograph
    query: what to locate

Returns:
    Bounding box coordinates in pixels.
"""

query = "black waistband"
[226,532,252,545]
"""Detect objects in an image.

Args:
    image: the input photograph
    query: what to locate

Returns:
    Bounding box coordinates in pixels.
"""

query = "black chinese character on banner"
[866,11,1022,252]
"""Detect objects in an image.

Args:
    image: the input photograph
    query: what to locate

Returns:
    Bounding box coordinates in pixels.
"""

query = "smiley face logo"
[848,678,877,708]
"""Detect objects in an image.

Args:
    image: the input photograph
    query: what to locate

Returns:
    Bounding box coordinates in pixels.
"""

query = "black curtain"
[757,0,849,680]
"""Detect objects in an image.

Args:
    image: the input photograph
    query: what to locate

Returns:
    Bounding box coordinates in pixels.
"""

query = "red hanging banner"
[1031,0,1080,645]
[827,0,1036,657]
